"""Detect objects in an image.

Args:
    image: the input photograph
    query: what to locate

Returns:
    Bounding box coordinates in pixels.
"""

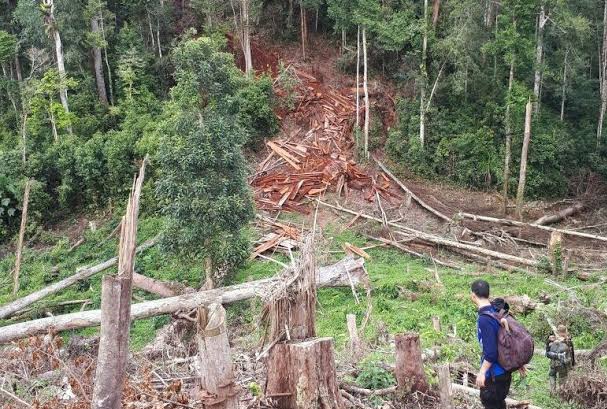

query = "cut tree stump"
[346,313,362,359]
[395,333,430,394]
[196,303,239,409]
[548,231,563,274]
[438,364,453,409]
[265,337,344,409]
[91,159,145,409]
[432,316,441,332]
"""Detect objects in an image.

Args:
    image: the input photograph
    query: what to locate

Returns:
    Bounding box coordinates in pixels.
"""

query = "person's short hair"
[471,279,490,298]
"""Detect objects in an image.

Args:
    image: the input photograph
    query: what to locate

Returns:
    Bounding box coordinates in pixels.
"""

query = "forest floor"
[0,33,606,409]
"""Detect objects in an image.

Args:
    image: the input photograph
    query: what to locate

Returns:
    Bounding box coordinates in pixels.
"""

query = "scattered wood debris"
[252,66,398,214]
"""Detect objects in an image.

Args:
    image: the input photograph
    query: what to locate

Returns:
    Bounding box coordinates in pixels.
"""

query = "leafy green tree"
[156,37,254,287]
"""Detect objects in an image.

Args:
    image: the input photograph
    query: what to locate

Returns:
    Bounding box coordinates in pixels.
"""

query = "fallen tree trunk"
[451,383,542,409]
[319,201,537,268]
[0,257,366,344]
[0,239,158,320]
[459,212,607,243]
[367,236,461,270]
[374,158,452,223]
[534,203,585,226]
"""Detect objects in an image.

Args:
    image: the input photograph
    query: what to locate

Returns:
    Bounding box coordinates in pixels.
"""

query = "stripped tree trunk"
[515,100,533,220]
[598,0,607,146]
[196,303,239,409]
[91,161,146,409]
[395,333,430,394]
[91,15,108,105]
[419,0,428,146]
[502,58,515,214]
[533,5,548,115]
[13,180,31,295]
[362,26,369,159]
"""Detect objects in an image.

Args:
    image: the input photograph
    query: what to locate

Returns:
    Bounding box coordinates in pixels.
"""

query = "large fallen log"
[0,239,158,320]
[319,201,537,268]
[459,212,607,243]
[451,383,542,409]
[374,158,452,223]
[0,257,366,344]
[534,203,585,226]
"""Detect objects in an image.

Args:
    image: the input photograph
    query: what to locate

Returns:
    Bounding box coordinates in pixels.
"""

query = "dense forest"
[1,0,607,408]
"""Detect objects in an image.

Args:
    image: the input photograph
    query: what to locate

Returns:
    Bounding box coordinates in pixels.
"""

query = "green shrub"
[356,362,395,389]
[235,75,278,150]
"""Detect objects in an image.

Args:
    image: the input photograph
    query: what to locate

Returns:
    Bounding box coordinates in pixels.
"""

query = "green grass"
[1,216,605,409]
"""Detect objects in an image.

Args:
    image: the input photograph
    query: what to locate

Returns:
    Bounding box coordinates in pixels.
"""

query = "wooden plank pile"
[252,66,398,214]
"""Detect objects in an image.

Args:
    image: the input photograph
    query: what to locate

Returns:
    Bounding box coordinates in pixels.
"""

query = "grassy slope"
[1,215,606,408]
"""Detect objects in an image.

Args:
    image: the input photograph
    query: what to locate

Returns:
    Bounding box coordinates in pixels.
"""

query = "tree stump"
[548,231,563,274]
[395,333,430,394]
[346,314,362,359]
[438,364,453,409]
[265,337,344,409]
[432,316,441,333]
[196,303,239,409]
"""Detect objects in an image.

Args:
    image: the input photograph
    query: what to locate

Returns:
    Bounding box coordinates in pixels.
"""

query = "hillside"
[1,1,607,408]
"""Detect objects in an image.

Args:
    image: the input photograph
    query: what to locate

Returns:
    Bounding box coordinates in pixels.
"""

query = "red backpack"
[481,310,534,372]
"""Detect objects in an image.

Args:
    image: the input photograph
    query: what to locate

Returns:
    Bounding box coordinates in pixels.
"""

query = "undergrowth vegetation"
[1,215,605,408]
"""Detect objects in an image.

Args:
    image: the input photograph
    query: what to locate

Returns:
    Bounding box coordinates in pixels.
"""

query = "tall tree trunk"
[419,0,428,147]
[560,50,568,121]
[356,26,360,129]
[241,0,253,76]
[156,18,162,58]
[13,180,31,296]
[341,28,346,53]
[91,15,108,105]
[49,101,59,142]
[300,3,307,60]
[533,5,548,115]
[502,59,515,215]
[99,14,114,105]
[21,113,27,164]
[14,54,22,83]
[516,99,533,220]
[147,9,155,49]
[287,0,293,28]
[362,26,369,159]
[52,32,69,115]
[597,0,607,146]
[432,0,441,28]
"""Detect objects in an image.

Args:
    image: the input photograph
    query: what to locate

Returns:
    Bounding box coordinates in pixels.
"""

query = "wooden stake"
[347,313,362,359]
[395,333,429,394]
[438,364,453,409]
[516,99,533,220]
[13,179,31,295]
[196,303,239,409]
[548,231,563,274]
[432,316,441,333]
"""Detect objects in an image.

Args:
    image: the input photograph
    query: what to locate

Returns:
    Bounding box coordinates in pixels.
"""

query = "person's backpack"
[481,309,534,372]
[548,339,573,367]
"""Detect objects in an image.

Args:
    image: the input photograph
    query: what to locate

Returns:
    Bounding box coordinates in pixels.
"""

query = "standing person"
[470,280,512,409]
[546,324,575,394]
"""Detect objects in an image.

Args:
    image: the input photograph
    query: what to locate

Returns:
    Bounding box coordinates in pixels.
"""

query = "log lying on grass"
[0,256,366,344]
[374,158,453,223]
[459,212,607,243]
[320,201,538,268]
[0,239,158,320]
[534,203,585,226]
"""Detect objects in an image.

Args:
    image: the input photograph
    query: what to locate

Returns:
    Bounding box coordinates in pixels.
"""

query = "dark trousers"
[480,372,512,409]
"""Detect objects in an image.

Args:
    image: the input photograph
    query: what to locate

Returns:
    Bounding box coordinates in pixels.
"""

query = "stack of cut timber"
[250,216,301,259]
[253,65,397,213]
